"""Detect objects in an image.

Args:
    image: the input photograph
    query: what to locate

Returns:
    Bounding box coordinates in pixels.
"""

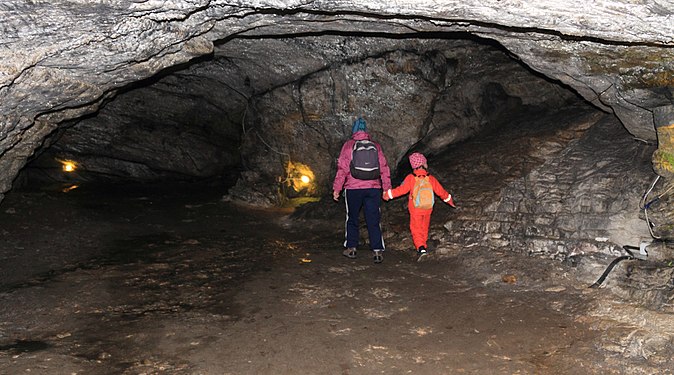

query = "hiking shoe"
[417,246,428,256]
[373,250,383,264]
[343,248,357,259]
[416,246,428,262]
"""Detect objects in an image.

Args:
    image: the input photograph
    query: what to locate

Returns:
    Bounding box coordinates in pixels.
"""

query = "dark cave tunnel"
[14,32,599,212]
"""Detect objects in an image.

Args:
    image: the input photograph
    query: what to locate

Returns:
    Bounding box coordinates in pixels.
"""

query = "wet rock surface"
[228,38,575,204]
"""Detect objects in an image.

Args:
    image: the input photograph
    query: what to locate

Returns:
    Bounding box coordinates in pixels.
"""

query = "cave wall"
[453,114,656,258]
[223,38,576,205]
[400,101,660,272]
[24,59,246,182]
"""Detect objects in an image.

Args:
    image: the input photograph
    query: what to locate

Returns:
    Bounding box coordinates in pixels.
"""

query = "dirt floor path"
[0,181,617,374]
[6,105,668,374]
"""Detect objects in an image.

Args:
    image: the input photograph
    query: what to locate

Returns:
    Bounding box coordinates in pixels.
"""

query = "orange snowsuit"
[385,169,454,250]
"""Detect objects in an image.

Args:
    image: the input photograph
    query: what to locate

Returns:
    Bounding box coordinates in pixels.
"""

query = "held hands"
[447,195,456,208]
[382,191,390,201]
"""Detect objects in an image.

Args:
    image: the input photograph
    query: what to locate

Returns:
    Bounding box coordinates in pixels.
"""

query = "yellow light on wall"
[62,184,79,192]
[59,159,77,173]
[284,161,316,194]
[63,163,75,172]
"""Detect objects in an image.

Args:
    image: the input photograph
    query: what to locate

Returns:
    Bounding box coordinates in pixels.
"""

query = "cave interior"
[3,4,674,371]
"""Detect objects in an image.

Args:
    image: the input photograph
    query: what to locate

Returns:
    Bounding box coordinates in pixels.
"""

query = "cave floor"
[0,179,646,375]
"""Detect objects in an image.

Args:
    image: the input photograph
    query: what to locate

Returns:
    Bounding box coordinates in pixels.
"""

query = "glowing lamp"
[284,161,316,195]
[62,161,77,172]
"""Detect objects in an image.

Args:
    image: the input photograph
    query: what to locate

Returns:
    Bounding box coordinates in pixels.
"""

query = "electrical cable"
[641,175,663,239]
[588,245,639,289]
[589,173,674,288]
[642,176,674,239]
[588,255,633,289]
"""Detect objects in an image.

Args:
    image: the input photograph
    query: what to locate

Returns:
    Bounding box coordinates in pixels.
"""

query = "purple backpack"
[350,140,380,180]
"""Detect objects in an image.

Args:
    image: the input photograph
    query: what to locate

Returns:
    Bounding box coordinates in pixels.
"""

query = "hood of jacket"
[413,168,429,177]
[351,131,370,141]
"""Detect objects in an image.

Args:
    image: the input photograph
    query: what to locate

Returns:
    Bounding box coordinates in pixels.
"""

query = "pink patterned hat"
[409,152,427,169]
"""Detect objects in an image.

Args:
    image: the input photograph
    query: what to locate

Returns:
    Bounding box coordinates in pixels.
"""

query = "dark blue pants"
[343,188,385,251]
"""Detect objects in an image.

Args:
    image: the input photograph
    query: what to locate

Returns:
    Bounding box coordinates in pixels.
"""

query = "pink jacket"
[333,131,392,192]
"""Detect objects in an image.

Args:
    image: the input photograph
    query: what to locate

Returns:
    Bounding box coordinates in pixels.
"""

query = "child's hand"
[447,195,456,208]
[382,191,389,201]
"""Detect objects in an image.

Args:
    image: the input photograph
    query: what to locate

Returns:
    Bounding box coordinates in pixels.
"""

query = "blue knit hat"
[352,117,367,133]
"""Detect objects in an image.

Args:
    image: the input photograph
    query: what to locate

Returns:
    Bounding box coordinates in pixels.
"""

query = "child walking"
[382,152,456,256]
